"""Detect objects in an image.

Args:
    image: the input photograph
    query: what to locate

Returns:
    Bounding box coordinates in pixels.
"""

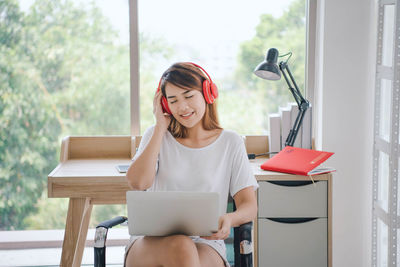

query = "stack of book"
[269,102,312,153]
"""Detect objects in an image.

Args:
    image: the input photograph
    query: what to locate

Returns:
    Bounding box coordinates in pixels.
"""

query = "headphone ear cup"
[161,96,172,114]
[203,80,214,104]
[210,83,218,99]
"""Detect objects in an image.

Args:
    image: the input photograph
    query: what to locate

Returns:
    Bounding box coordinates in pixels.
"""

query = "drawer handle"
[267,218,318,224]
[267,181,318,187]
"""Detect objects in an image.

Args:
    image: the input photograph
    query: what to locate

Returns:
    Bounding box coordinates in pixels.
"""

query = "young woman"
[125,62,258,267]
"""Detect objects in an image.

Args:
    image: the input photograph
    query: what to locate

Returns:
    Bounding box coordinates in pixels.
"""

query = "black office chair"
[94,200,253,267]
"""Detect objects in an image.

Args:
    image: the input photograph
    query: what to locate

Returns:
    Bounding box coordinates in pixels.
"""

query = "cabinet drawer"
[258,218,328,267]
[258,181,327,217]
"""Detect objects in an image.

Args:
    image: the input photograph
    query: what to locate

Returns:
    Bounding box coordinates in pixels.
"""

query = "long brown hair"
[159,62,222,138]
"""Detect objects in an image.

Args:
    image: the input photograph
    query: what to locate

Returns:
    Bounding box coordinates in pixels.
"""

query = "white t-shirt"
[133,125,259,216]
[129,125,259,264]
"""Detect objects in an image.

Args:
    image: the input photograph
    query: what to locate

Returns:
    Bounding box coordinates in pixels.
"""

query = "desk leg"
[60,198,93,267]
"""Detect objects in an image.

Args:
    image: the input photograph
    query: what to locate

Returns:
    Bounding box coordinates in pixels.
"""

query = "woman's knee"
[125,237,163,267]
[125,235,200,267]
[165,235,199,264]
[166,235,197,254]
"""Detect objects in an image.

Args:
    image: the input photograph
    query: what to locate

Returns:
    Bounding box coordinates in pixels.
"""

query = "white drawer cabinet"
[258,217,327,267]
[258,181,327,218]
[244,138,332,267]
[254,178,332,267]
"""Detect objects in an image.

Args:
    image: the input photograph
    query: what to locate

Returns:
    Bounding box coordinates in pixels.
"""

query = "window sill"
[0,228,129,249]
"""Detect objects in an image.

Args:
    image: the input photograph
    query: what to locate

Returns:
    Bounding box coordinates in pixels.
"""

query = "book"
[268,113,281,153]
[261,146,335,176]
[289,103,302,148]
[279,105,291,150]
[301,105,312,149]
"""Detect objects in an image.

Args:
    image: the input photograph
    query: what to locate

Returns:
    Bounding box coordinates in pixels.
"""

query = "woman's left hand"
[201,214,232,240]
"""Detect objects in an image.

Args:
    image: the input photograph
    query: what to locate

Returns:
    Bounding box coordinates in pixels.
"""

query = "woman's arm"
[229,186,257,227]
[126,91,170,191]
[126,126,165,190]
[203,186,257,240]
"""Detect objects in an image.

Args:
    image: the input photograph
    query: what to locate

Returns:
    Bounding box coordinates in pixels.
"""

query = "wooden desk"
[48,136,137,267]
[48,135,332,267]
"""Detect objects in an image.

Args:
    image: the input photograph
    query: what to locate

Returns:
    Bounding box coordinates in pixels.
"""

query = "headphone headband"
[185,62,214,84]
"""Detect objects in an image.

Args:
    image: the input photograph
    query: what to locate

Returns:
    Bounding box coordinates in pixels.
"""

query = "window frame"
[2,0,317,251]
[372,1,400,266]
[129,0,140,135]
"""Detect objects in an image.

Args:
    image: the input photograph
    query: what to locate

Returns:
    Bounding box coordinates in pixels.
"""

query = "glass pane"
[378,218,388,267]
[138,0,306,135]
[2,0,129,230]
[379,79,392,142]
[398,157,400,215]
[378,151,389,213]
[90,204,127,228]
[397,228,400,266]
[382,4,395,67]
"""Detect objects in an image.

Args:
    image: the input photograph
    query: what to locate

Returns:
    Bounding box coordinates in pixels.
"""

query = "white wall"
[314,0,376,266]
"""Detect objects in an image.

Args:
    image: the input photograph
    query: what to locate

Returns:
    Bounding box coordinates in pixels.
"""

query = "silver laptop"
[126,191,219,236]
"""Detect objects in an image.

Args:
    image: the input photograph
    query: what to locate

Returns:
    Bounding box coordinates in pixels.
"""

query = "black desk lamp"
[254,48,310,147]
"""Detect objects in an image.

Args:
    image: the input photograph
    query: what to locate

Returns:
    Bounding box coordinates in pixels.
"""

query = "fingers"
[152,91,171,132]
[202,214,232,240]
[154,90,171,117]
[201,228,230,240]
[153,91,161,113]
[153,91,166,116]
[217,228,230,239]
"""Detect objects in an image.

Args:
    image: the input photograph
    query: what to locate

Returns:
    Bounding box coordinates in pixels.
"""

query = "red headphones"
[156,62,218,115]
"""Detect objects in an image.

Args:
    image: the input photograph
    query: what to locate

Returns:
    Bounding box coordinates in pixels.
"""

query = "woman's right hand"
[153,91,171,132]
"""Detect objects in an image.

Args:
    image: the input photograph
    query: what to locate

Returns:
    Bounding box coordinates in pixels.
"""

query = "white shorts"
[124,235,230,267]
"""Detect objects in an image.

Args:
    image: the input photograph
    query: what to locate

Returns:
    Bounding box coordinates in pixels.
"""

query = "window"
[1,0,129,230]
[1,0,309,234]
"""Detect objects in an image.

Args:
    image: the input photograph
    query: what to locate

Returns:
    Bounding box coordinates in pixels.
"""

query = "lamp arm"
[285,63,304,101]
[279,62,306,105]
[279,61,310,147]
[285,108,307,147]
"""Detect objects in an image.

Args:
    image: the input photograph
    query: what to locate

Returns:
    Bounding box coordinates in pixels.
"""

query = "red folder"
[261,146,335,176]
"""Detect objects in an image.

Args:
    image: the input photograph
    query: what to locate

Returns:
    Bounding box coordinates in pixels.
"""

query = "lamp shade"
[253,48,281,80]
